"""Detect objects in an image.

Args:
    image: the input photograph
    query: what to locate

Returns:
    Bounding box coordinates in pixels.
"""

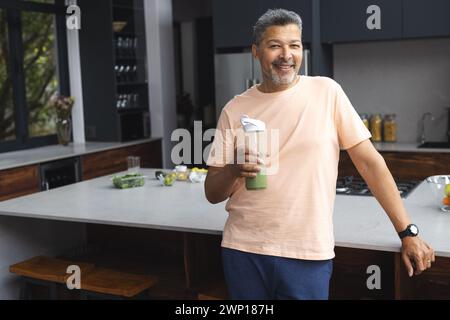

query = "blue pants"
[222,247,333,300]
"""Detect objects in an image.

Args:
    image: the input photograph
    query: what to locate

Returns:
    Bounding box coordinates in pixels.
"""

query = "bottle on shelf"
[114,64,138,83]
[370,114,382,142]
[383,114,397,143]
[116,93,140,110]
[115,36,137,59]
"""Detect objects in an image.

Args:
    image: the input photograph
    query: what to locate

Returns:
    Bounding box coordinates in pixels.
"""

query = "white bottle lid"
[240,115,266,132]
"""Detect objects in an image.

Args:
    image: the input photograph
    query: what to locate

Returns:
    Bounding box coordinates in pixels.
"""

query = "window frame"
[0,0,70,153]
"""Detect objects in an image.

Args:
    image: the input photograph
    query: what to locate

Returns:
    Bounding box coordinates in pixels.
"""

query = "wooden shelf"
[116,82,147,86]
[115,57,145,61]
[117,107,147,114]
[113,32,144,38]
[112,5,142,12]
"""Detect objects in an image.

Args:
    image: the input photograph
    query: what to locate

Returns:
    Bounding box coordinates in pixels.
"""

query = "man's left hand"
[401,236,435,277]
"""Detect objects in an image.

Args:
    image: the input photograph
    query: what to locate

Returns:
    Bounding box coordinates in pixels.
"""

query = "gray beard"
[270,70,297,86]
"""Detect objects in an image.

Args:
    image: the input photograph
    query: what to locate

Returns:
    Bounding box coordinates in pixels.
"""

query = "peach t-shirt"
[206,76,372,260]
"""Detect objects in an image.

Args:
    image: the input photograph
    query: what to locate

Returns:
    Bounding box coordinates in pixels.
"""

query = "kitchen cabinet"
[273,0,312,43]
[0,165,40,202]
[78,0,150,142]
[184,236,450,300]
[81,140,162,180]
[212,0,269,49]
[402,0,450,39]
[339,150,450,181]
[330,247,395,299]
[212,0,312,50]
[321,0,402,43]
[396,254,450,299]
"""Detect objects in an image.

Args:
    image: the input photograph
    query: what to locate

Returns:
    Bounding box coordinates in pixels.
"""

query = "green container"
[245,167,267,190]
[112,173,145,189]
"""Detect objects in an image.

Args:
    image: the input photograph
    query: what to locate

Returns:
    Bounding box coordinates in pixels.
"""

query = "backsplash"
[333,38,450,143]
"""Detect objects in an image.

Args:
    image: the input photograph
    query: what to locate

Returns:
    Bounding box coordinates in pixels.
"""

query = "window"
[0,0,69,152]
[0,8,15,142]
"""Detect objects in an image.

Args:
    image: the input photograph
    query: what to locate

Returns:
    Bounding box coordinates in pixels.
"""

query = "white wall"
[333,38,450,143]
[144,0,178,168]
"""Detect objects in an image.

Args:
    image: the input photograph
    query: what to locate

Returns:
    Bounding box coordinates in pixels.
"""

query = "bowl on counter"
[426,175,450,212]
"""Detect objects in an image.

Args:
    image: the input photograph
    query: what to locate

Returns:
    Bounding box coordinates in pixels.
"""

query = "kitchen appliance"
[336,176,420,198]
[39,157,82,190]
[214,48,311,120]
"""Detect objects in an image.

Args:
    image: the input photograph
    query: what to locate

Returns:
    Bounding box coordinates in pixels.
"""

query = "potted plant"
[49,94,75,146]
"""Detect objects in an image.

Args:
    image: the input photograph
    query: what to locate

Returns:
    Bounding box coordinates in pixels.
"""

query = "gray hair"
[253,9,303,45]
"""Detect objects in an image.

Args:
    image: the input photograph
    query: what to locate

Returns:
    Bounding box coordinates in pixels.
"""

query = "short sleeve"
[334,84,372,150]
[206,109,235,167]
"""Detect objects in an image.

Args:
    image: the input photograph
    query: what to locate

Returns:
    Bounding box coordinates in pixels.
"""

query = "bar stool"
[10,256,159,300]
[9,256,94,299]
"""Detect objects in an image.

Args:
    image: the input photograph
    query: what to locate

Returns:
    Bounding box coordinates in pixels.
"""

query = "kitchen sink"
[417,141,450,148]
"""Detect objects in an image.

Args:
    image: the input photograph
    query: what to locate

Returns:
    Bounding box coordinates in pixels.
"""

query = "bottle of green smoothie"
[240,115,267,190]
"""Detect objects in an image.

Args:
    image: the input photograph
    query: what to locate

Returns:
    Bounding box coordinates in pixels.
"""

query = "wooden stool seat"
[80,267,158,298]
[9,256,95,284]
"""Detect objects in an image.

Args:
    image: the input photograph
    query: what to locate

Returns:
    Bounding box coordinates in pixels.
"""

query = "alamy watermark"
[366,264,381,290]
[66,265,81,290]
[66,4,81,30]
[171,121,280,175]
[366,5,381,30]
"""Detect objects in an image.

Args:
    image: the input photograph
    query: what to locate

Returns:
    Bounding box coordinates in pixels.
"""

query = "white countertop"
[0,138,162,171]
[0,168,449,257]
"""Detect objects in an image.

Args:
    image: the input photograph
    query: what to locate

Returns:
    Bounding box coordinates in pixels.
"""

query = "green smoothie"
[240,115,267,190]
[246,167,267,190]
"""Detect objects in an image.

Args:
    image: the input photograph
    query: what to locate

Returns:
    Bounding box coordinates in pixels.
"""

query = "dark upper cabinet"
[403,0,450,39]
[213,0,269,49]
[212,0,311,50]
[274,0,312,43]
[321,0,402,43]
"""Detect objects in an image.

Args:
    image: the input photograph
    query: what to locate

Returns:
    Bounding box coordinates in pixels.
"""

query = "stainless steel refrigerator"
[214,49,310,120]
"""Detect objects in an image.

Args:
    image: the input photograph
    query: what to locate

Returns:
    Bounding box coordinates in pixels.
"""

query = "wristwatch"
[398,224,419,239]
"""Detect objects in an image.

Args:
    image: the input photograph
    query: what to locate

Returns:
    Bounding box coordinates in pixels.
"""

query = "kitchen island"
[0,168,449,299]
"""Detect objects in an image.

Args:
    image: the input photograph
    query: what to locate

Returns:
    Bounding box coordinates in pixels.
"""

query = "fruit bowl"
[426,175,450,212]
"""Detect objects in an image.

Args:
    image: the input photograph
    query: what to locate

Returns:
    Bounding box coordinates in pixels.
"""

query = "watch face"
[410,225,418,235]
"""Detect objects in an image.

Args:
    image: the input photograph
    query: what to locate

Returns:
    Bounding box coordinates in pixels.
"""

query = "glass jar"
[370,114,382,142]
[383,114,397,142]
[175,165,189,181]
[360,113,370,130]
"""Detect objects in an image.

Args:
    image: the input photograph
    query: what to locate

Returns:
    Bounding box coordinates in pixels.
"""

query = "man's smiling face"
[252,24,303,92]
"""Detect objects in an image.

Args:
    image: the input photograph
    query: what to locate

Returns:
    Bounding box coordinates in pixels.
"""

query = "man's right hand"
[228,147,265,178]
[205,147,268,204]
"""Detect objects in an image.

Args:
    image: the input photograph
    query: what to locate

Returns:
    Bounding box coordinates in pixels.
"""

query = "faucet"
[419,112,435,144]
